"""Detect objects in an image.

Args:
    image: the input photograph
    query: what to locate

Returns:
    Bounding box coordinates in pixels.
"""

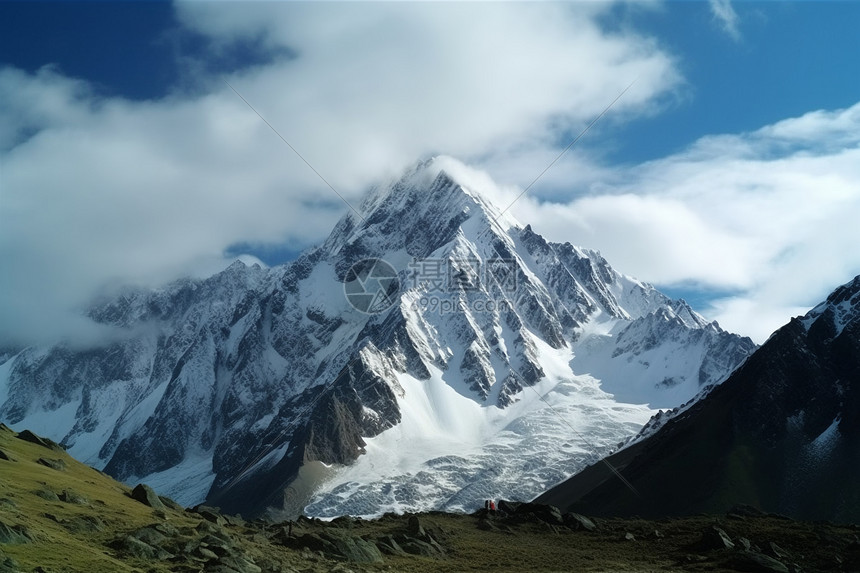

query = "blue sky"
[2,1,859,345]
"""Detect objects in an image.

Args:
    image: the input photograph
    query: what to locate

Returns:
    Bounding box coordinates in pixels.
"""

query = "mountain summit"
[0,157,755,518]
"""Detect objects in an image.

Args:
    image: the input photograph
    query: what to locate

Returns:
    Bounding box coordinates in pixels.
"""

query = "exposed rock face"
[538,275,860,523]
[0,157,755,518]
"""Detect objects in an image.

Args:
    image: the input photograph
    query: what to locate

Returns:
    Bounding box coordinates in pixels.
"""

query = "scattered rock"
[130,483,165,510]
[739,537,753,551]
[114,536,158,559]
[330,515,358,529]
[61,515,105,534]
[33,488,59,502]
[58,489,89,505]
[0,521,32,544]
[374,535,407,557]
[197,509,227,526]
[513,503,564,526]
[564,512,597,531]
[199,533,236,557]
[112,535,173,560]
[625,532,636,541]
[193,545,219,560]
[36,457,66,471]
[191,504,223,518]
[130,525,167,547]
[769,541,790,560]
[0,555,20,573]
[153,521,179,537]
[407,515,425,537]
[196,520,232,542]
[727,550,789,573]
[286,532,384,563]
[701,525,735,550]
[224,514,247,528]
[15,430,63,451]
[396,535,445,558]
[497,500,521,514]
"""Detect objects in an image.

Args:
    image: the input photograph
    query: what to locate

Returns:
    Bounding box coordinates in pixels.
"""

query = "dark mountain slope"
[537,275,860,523]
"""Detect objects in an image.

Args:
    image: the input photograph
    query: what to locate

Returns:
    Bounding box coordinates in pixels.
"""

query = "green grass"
[2,425,858,573]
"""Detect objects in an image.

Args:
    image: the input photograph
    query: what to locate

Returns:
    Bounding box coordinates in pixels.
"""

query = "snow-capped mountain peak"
[0,157,755,518]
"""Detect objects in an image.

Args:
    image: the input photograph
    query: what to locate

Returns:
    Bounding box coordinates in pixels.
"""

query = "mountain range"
[0,157,756,518]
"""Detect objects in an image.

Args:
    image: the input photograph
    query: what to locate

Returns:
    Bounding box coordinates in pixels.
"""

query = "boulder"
[769,542,790,560]
[130,526,167,547]
[407,515,425,537]
[287,532,384,563]
[701,525,735,550]
[0,449,14,462]
[513,503,564,525]
[196,520,232,542]
[0,521,32,544]
[497,499,521,514]
[330,515,358,529]
[36,457,66,471]
[0,555,21,573]
[396,535,445,558]
[58,489,88,505]
[61,515,104,534]
[374,535,407,557]
[114,536,158,559]
[130,483,165,510]
[15,430,63,451]
[33,489,59,502]
[727,551,789,573]
[563,512,597,531]
[198,534,236,557]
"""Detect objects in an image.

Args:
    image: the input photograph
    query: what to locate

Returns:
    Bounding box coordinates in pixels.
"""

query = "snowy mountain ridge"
[0,157,756,517]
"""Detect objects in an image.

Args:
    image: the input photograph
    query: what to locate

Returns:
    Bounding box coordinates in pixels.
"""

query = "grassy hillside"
[2,425,858,572]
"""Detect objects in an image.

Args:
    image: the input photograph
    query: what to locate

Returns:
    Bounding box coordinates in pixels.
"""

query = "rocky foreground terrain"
[2,426,859,573]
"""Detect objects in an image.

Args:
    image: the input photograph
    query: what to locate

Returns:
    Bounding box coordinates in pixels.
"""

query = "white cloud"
[0,2,679,347]
[709,0,740,40]
[5,2,857,349]
[509,103,860,343]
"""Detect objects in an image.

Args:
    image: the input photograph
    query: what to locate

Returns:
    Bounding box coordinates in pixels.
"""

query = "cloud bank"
[513,103,860,342]
[0,2,678,347]
[1,2,858,349]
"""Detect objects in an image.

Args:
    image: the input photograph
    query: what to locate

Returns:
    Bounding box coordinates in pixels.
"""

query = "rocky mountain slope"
[0,157,755,518]
[2,426,857,573]
[537,275,860,523]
